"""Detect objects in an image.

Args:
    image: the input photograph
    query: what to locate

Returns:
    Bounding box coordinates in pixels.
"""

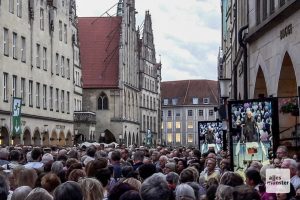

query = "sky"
[76,0,221,82]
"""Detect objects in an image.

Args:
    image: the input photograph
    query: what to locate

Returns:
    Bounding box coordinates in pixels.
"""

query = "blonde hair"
[79,178,104,200]
[123,178,142,191]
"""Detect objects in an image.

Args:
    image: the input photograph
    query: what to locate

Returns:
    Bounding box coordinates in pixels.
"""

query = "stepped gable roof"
[161,80,219,105]
[78,17,122,89]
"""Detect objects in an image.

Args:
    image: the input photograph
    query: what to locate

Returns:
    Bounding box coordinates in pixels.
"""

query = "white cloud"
[76,0,221,81]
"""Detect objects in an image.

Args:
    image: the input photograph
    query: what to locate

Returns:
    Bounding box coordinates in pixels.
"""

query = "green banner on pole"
[12,98,22,135]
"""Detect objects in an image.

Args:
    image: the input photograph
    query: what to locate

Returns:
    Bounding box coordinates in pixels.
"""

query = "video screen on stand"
[198,121,223,153]
[228,99,277,172]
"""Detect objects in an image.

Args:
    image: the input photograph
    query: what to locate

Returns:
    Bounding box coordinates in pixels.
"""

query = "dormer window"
[163,99,168,105]
[192,98,198,105]
[203,98,210,104]
[172,98,178,105]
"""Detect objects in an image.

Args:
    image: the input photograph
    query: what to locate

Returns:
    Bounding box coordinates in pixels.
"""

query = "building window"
[21,36,26,62]
[40,8,44,30]
[21,78,25,105]
[36,83,40,108]
[143,115,146,131]
[161,111,163,117]
[150,97,152,109]
[262,0,267,20]
[270,0,275,14]
[61,56,65,77]
[64,24,67,43]
[176,112,180,117]
[61,90,64,112]
[3,73,8,101]
[9,0,14,13]
[98,92,108,110]
[42,85,47,109]
[203,98,210,104]
[67,58,70,79]
[167,122,172,129]
[192,98,198,104]
[4,28,9,56]
[12,32,17,59]
[17,0,22,17]
[279,0,285,7]
[49,87,53,110]
[12,75,17,97]
[256,0,261,25]
[168,110,172,117]
[187,134,193,143]
[56,53,59,75]
[198,109,203,116]
[209,109,214,116]
[187,121,193,129]
[42,47,47,70]
[175,133,181,143]
[167,133,172,143]
[188,110,193,116]
[163,99,168,105]
[56,88,59,111]
[36,44,40,68]
[29,80,33,106]
[66,91,70,113]
[59,21,62,41]
[175,122,181,129]
[172,98,178,105]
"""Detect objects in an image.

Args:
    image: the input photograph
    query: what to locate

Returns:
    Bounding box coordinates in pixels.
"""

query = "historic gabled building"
[0,0,82,146]
[78,0,161,146]
[161,80,218,147]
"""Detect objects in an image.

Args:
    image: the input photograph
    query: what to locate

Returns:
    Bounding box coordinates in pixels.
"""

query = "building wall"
[0,0,82,146]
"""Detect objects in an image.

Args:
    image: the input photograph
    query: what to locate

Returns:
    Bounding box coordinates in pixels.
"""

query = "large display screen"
[198,121,223,153]
[228,98,279,172]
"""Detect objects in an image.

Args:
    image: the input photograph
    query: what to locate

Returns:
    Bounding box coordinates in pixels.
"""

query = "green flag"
[12,98,22,135]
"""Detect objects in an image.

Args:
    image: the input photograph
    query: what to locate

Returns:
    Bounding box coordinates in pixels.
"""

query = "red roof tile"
[161,80,219,105]
[78,17,122,89]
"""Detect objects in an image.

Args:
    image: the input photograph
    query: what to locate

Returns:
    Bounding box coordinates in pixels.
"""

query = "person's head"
[245,169,262,187]
[206,184,218,200]
[164,162,176,174]
[140,173,171,200]
[0,175,9,200]
[9,150,21,162]
[249,161,263,172]
[67,149,78,159]
[166,172,180,187]
[108,182,134,200]
[65,158,79,169]
[159,155,168,168]
[151,151,160,162]
[175,183,196,200]
[206,158,216,172]
[42,153,54,165]
[31,148,42,161]
[232,185,260,200]
[192,149,201,159]
[41,173,61,194]
[177,159,187,173]
[111,151,121,163]
[296,186,300,198]
[215,184,233,200]
[219,171,244,187]
[85,158,107,177]
[119,190,141,200]
[121,149,129,160]
[276,184,296,200]
[220,159,230,171]
[79,178,104,200]
[123,178,142,191]
[53,181,83,200]
[180,168,195,183]
[17,168,38,188]
[86,146,96,158]
[207,153,216,160]
[260,164,275,183]
[273,158,281,168]
[25,187,53,200]
[138,164,156,181]
[276,146,288,160]
[11,186,32,200]
[0,148,9,160]
[133,151,144,163]
[281,158,298,176]
[95,168,112,187]
[51,161,64,175]
[68,169,86,182]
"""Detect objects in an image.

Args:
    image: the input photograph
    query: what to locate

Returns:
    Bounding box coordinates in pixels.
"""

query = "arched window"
[98,92,108,110]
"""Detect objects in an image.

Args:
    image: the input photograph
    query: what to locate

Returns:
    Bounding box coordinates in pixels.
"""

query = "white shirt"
[24,161,44,170]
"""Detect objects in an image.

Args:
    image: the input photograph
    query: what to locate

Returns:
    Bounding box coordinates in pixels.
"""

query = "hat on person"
[41,153,54,164]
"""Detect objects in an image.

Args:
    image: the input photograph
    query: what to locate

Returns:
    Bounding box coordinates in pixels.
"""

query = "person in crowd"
[140,173,171,200]
[151,151,160,169]
[68,169,86,182]
[25,187,53,200]
[177,159,187,175]
[273,158,282,168]
[133,151,144,171]
[276,146,289,161]
[164,162,176,174]
[138,164,156,182]
[11,186,32,200]
[24,148,44,170]
[53,181,83,200]
[108,182,134,200]
[166,172,180,191]
[0,148,10,166]
[86,158,108,177]
[220,159,230,175]
[0,174,9,200]
[215,184,233,200]
[41,173,61,195]
[276,184,296,200]
[110,151,122,180]
[119,190,141,200]
[175,183,196,200]
[17,168,38,189]
[232,185,261,200]
[219,171,244,187]
[281,158,300,190]
[200,158,220,181]
[122,177,141,191]
[95,168,112,199]
[2,150,22,170]
[79,177,104,200]
[245,169,263,191]
[121,149,129,163]
[159,155,168,172]
[295,186,300,200]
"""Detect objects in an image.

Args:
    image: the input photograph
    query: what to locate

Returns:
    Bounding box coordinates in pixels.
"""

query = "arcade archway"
[0,127,9,146]
[42,131,50,146]
[33,130,41,146]
[254,66,268,98]
[66,132,72,146]
[23,129,31,146]
[58,131,66,146]
[50,131,58,146]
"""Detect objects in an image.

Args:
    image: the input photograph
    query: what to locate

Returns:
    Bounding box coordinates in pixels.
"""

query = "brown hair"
[41,173,61,193]
[68,169,86,182]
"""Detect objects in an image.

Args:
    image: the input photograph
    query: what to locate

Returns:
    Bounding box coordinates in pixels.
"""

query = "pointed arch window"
[98,92,108,110]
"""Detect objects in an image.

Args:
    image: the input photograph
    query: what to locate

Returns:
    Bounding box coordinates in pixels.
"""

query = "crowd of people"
[0,143,300,200]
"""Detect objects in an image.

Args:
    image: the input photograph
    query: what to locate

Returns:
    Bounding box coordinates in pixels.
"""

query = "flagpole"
[10,95,13,146]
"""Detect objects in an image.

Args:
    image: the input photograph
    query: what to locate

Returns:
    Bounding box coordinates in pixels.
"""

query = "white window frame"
[188,110,193,117]
[36,82,40,108]
[4,28,9,56]
[56,88,59,111]
[36,43,40,68]
[17,0,22,17]
[67,91,70,113]
[187,134,194,143]
[56,53,59,75]
[21,36,26,62]
[187,121,193,129]
[59,21,62,41]
[9,0,14,13]
[199,109,204,116]
[203,98,210,104]
[42,47,47,70]
[40,8,44,30]
[43,84,47,109]
[175,133,181,143]
[3,73,8,101]
[209,109,214,116]
[61,90,64,112]
[12,75,17,97]
[163,98,168,105]
[12,32,17,59]
[49,87,53,110]
[192,97,199,105]
[175,122,181,129]
[61,56,65,77]
[29,80,33,106]
[21,78,25,105]
[64,24,67,43]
